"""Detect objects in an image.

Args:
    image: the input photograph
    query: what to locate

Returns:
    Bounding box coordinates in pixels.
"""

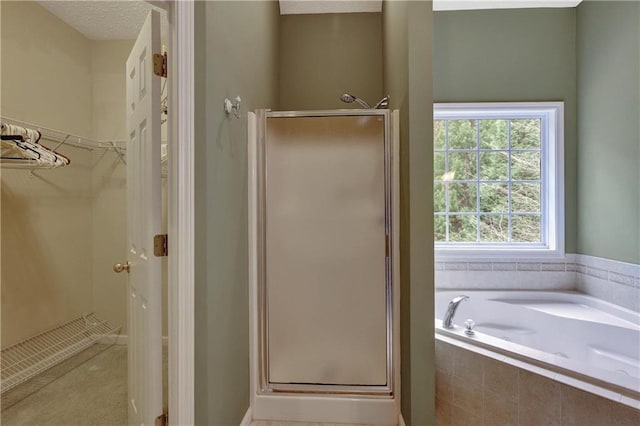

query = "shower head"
[340,93,389,109]
[340,93,371,109]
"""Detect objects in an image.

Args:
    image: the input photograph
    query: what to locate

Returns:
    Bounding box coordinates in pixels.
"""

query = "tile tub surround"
[435,339,640,426]
[435,254,640,312]
[575,255,640,313]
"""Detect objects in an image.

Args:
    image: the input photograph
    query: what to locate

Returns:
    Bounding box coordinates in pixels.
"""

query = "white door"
[126,10,163,426]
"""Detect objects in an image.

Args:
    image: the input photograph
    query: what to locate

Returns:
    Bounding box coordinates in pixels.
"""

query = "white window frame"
[433,102,565,260]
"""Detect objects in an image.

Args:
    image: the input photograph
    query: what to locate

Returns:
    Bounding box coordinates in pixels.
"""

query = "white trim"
[434,102,565,260]
[248,112,259,419]
[239,408,252,426]
[433,0,582,11]
[166,0,195,425]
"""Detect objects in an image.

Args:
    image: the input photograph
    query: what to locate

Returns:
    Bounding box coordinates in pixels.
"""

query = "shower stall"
[247,109,400,424]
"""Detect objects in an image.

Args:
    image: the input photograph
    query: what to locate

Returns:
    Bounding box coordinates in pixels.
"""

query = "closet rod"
[0,116,127,151]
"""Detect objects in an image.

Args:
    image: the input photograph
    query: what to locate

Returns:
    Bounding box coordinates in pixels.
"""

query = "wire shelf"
[0,116,127,151]
[0,313,120,394]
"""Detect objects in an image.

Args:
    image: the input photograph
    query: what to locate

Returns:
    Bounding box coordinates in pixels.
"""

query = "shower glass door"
[261,112,392,391]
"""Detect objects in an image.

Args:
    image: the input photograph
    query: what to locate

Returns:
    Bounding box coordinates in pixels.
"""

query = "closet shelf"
[0,313,120,395]
[0,116,127,151]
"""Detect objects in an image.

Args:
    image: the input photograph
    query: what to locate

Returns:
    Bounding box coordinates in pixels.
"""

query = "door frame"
[144,1,195,425]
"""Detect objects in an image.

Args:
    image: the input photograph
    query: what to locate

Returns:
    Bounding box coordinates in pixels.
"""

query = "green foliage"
[511,119,540,149]
[434,120,446,150]
[449,152,477,180]
[480,152,508,180]
[449,215,477,242]
[480,184,508,213]
[512,215,541,243]
[434,118,542,243]
[480,119,508,149]
[511,151,540,180]
[448,120,477,149]
[480,215,509,242]
[448,183,476,212]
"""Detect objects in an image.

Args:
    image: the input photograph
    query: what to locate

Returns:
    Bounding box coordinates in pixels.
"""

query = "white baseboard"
[240,407,252,426]
[245,407,400,425]
[99,334,169,346]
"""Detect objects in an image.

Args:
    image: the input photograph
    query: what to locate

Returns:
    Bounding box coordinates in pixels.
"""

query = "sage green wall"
[194,1,280,424]
[576,1,640,264]
[383,1,434,424]
[433,8,578,253]
[279,13,382,110]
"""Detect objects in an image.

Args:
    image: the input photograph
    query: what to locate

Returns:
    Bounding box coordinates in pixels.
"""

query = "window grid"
[434,118,542,244]
[507,120,513,243]
[444,121,450,242]
[475,121,481,243]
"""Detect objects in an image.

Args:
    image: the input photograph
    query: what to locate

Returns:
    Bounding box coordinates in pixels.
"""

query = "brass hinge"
[385,235,390,257]
[155,412,168,426]
[153,52,167,78]
[154,234,168,257]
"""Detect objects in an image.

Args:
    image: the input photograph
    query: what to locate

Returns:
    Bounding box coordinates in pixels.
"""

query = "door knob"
[113,262,131,273]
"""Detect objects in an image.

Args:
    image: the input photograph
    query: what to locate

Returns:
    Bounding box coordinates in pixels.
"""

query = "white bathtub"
[435,290,640,396]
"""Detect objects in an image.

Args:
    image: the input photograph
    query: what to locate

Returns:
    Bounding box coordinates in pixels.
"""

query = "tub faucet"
[443,295,469,329]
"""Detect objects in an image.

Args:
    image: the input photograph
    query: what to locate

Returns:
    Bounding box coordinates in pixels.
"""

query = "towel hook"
[224,96,242,119]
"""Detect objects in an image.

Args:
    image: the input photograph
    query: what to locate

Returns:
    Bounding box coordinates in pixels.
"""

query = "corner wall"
[279,12,383,110]
[432,8,578,254]
[383,1,435,423]
[576,1,640,264]
[89,40,133,336]
[1,0,94,347]
[194,1,280,424]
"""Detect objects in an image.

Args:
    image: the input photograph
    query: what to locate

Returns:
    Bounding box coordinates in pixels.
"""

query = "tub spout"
[443,295,469,329]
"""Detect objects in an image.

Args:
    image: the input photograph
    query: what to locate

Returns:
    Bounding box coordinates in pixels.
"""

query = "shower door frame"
[248,109,401,423]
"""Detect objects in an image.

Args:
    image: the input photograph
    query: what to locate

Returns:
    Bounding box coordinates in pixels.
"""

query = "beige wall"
[0,1,92,135]
[1,0,94,347]
[1,1,139,346]
[194,0,280,423]
[279,12,382,110]
[89,40,133,335]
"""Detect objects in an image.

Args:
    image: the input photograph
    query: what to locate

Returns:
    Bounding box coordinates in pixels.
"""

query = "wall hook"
[224,96,242,119]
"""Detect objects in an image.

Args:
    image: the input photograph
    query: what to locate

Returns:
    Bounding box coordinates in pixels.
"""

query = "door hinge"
[155,412,168,426]
[154,234,168,257]
[153,52,167,78]
[385,235,390,257]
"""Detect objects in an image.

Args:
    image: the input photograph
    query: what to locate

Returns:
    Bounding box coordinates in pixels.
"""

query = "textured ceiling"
[38,0,583,40]
[36,0,166,40]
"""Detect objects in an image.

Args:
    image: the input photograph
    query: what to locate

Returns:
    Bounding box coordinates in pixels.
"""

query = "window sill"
[435,246,566,262]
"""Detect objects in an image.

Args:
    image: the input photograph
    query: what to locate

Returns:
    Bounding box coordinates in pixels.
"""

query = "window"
[434,102,564,258]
